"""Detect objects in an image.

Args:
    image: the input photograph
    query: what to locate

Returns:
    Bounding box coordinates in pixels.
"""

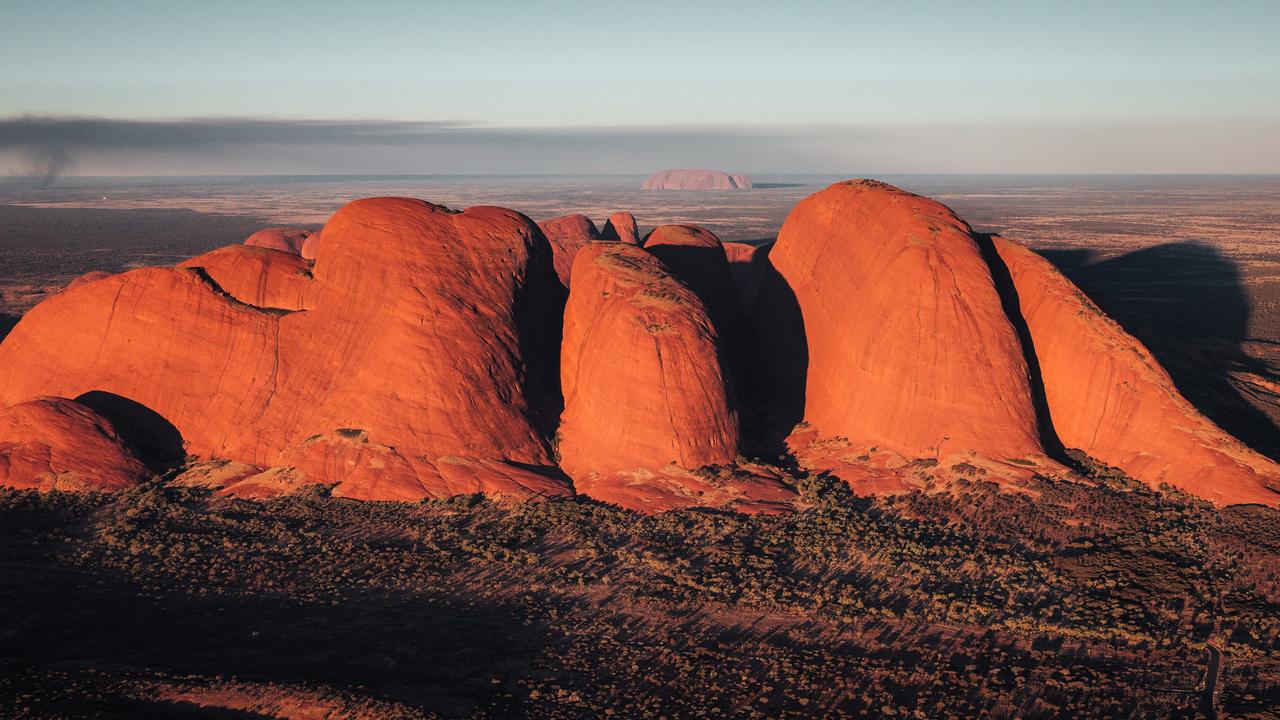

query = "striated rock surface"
[559,243,790,511]
[178,245,314,311]
[752,180,1044,461]
[992,235,1280,505]
[0,397,149,491]
[600,212,639,245]
[0,198,572,502]
[243,227,312,256]
[642,169,753,190]
[0,266,285,462]
[538,214,600,287]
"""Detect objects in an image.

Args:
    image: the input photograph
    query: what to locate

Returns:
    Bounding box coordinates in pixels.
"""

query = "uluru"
[642,169,754,190]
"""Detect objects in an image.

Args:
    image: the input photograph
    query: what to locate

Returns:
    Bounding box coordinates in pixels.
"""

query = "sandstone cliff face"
[600,212,639,245]
[0,198,572,501]
[642,169,753,190]
[537,213,601,287]
[992,235,1280,505]
[0,397,149,491]
[752,180,1044,460]
[244,227,312,256]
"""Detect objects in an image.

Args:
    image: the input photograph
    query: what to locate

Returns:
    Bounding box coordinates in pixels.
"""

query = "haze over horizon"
[2,0,1278,176]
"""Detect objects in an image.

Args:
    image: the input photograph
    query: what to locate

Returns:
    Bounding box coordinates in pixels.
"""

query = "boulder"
[0,397,149,491]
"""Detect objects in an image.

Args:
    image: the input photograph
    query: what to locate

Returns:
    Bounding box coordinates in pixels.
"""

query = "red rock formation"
[559,243,791,511]
[0,198,571,502]
[300,228,323,260]
[537,213,600,287]
[600,212,639,245]
[243,227,312,256]
[752,180,1044,461]
[0,397,148,491]
[642,225,745,366]
[992,235,1280,505]
[0,266,284,462]
[179,245,314,311]
[642,169,754,190]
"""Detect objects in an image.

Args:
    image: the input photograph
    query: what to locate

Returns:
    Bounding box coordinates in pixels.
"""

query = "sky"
[1,0,1278,175]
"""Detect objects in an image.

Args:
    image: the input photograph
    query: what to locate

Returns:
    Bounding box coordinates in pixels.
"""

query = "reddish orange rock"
[243,227,312,256]
[538,213,600,287]
[992,235,1280,505]
[0,266,284,462]
[642,225,745,366]
[179,245,314,311]
[300,228,323,260]
[752,180,1044,461]
[600,212,639,245]
[0,397,148,491]
[557,243,789,511]
[0,198,572,501]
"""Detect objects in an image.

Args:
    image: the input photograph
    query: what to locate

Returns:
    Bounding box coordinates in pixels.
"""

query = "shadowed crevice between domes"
[974,233,1071,464]
[74,390,185,472]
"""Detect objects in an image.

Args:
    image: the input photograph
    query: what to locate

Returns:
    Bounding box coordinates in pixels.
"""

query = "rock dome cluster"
[2,181,1275,510]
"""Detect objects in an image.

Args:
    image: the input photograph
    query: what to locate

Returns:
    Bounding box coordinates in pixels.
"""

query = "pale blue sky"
[1,0,1277,173]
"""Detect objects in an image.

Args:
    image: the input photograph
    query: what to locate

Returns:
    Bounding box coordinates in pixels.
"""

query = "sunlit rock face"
[0,198,572,502]
[751,180,1045,460]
